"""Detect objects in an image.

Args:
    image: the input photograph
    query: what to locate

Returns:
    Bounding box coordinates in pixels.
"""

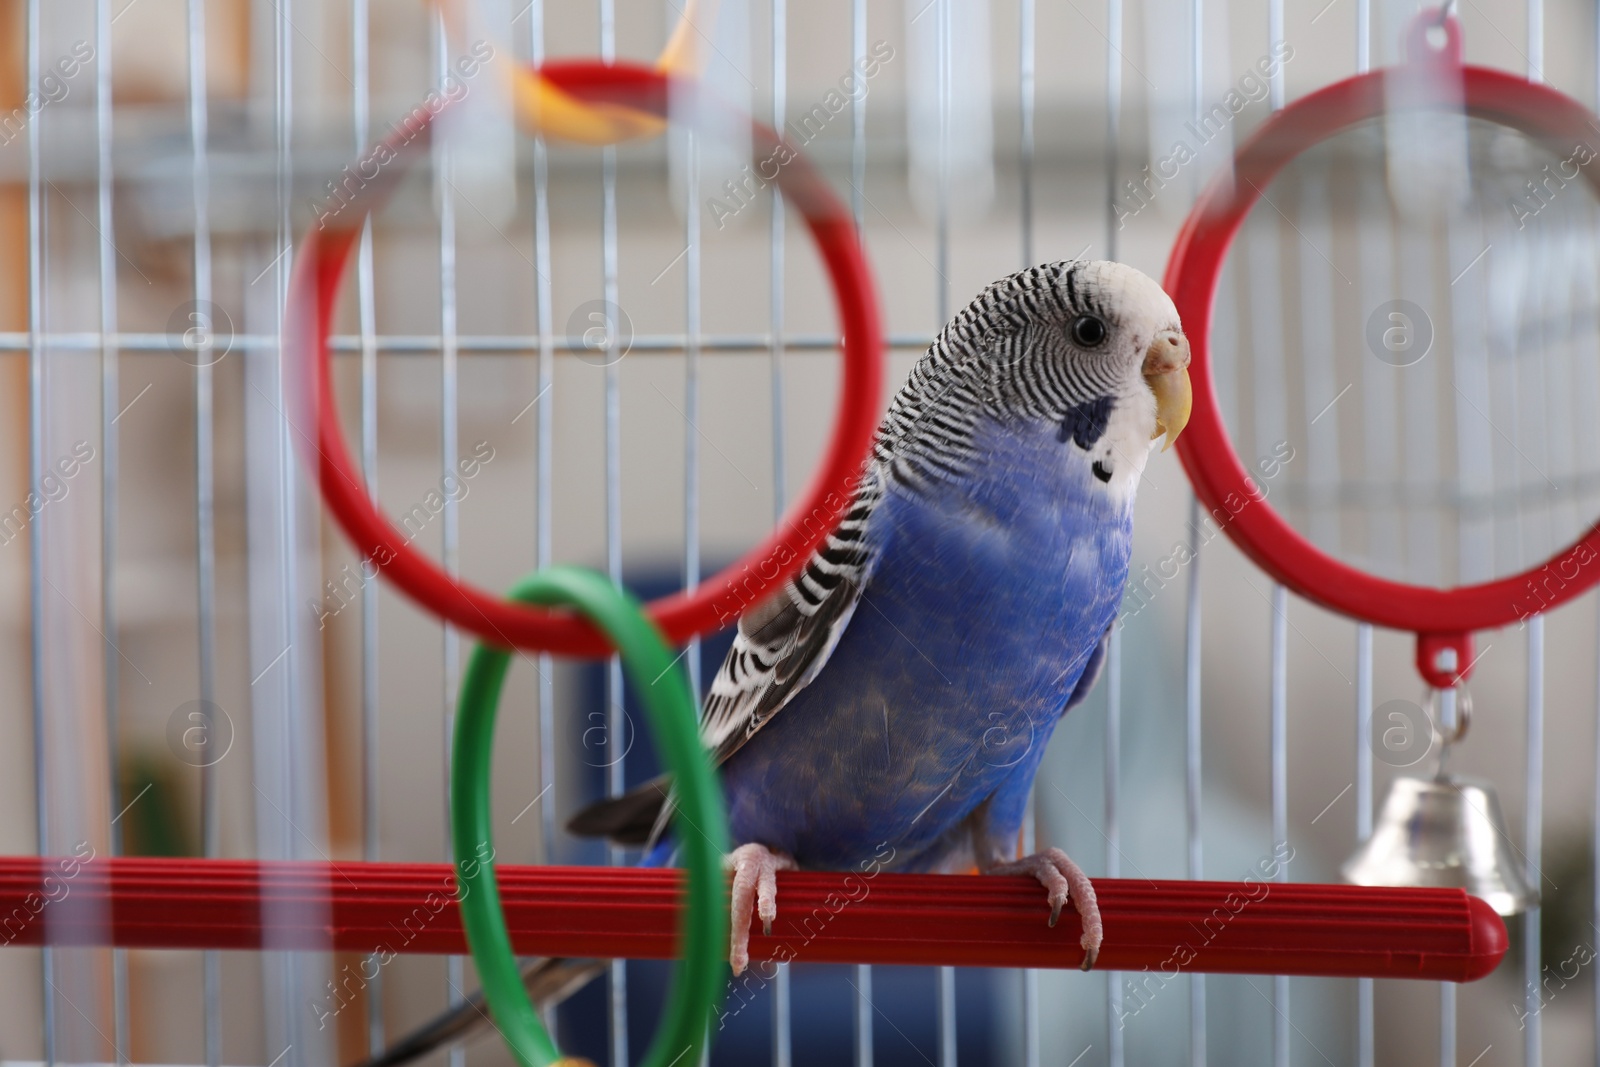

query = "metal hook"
[1427,684,1472,775]
[1437,0,1458,26]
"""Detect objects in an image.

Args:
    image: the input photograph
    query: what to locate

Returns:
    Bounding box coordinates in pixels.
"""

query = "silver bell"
[1343,683,1538,916]
[1341,773,1539,916]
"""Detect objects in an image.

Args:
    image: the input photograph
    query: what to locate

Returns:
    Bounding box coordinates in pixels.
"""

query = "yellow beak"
[1144,331,1192,452]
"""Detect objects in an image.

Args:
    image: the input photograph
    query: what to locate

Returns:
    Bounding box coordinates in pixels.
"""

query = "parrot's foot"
[988,847,1102,971]
[725,843,797,976]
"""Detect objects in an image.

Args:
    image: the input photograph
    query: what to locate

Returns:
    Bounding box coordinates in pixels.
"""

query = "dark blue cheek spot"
[1057,395,1115,450]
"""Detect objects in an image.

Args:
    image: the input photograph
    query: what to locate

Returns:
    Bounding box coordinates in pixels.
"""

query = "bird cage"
[0,1,1596,1066]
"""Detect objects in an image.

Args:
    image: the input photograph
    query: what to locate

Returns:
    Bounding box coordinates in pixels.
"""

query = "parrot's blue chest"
[719,420,1136,871]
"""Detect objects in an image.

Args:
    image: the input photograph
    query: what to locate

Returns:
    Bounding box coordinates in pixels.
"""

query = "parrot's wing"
[699,468,886,767]
[568,469,886,850]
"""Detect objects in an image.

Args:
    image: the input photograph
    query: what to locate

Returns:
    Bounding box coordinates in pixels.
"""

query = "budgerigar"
[359,260,1190,1067]
[578,258,1190,973]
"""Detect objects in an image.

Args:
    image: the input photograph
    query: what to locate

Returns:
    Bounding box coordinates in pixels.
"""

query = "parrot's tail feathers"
[565,774,671,846]
[349,957,605,1067]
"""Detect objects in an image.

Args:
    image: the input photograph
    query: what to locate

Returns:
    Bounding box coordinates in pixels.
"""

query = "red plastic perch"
[0,857,1505,981]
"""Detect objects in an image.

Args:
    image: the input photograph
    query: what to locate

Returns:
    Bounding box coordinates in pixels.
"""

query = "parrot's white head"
[975,259,1189,442]
[877,260,1191,502]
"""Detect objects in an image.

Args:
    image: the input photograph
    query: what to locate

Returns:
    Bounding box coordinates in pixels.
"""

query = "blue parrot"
[577,258,1191,973]
[358,260,1190,1067]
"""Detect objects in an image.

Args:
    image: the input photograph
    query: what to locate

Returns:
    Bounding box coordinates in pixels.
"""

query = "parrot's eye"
[1069,314,1108,348]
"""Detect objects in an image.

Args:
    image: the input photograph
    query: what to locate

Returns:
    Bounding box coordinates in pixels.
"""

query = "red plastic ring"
[287,61,884,657]
[1164,47,1600,649]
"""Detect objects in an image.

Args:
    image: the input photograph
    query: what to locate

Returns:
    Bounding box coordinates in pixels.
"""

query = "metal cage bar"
[95,0,127,1059]
[24,0,54,1059]
[1356,623,1375,1067]
[1269,587,1288,1067]
[182,0,222,1056]
[770,3,794,1063]
[1019,0,1041,1061]
[1103,0,1125,1062]
[850,4,874,1064]
[597,0,629,1058]
[1186,4,1207,1063]
[1184,500,1204,1067]
[1527,615,1546,1067]
[934,1,958,1063]
[433,16,467,1067]
[529,1,561,1048]
[352,0,385,1053]
[0,330,941,355]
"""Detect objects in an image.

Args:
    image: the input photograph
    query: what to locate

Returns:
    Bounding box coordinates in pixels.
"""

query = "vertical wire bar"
[1267,0,1284,110]
[183,0,222,1059]
[1017,377,1038,1067]
[433,20,465,1067]
[1434,33,1475,1041]
[934,2,957,1063]
[598,6,628,1063]
[353,0,383,1052]
[95,0,128,1057]
[1438,683,1456,1067]
[1269,586,1288,1067]
[934,0,951,325]
[1105,629,1124,1067]
[1593,593,1600,1067]
[681,123,707,1062]
[1019,0,1035,268]
[1185,498,1205,1067]
[1525,15,1546,1067]
[24,0,55,1058]
[1357,0,1370,72]
[770,0,788,517]
[1018,0,1039,1059]
[270,0,298,1052]
[1356,624,1374,1067]
[1186,0,1205,1060]
[683,137,702,780]
[1265,2,1287,1060]
[23,0,113,1034]
[1104,0,1122,268]
[1516,20,1542,1062]
[1440,933,1456,1064]
[937,964,956,1067]
[851,0,867,236]
[850,4,872,1064]
[774,846,792,1067]
[530,0,558,873]
[769,3,793,1062]
[262,1,333,1056]
[679,82,707,1067]
[1104,0,1124,1060]
[529,0,559,1035]
[1528,0,1544,83]
[1527,614,1546,1067]
[854,964,873,1067]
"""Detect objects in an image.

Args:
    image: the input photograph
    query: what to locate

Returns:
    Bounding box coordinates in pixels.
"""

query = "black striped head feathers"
[874,260,1188,491]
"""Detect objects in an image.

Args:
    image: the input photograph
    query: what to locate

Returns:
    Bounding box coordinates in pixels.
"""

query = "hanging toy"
[1163,5,1600,914]
[1344,681,1538,914]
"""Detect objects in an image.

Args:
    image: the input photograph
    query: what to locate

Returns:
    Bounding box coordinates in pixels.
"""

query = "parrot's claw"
[988,846,1102,971]
[725,843,797,976]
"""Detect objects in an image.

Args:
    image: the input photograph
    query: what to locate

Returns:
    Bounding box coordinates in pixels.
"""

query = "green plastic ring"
[451,566,730,1067]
